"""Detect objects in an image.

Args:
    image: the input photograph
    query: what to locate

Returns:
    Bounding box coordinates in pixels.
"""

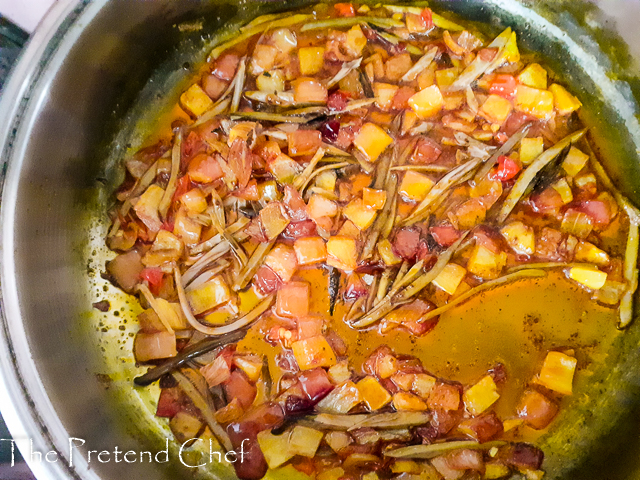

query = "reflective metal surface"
[0,1,639,479]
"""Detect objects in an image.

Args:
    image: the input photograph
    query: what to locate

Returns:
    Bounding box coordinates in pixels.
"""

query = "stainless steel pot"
[1,1,640,479]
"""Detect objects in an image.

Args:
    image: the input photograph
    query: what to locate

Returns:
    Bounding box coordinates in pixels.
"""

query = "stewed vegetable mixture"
[104,3,640,480]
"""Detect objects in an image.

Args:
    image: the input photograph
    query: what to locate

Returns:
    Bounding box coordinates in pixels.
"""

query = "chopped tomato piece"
[172,175,192,203]
[490,74,517,99]
[489,155,521,182]
[530,187,564,214]
[334,2,355,17]
[282,220,318,241]
[344,273,368,300]
[140,267,164,295]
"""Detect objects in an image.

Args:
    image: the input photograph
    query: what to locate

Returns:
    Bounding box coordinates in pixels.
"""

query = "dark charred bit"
[329,266,341,316]
[92,300,110,312]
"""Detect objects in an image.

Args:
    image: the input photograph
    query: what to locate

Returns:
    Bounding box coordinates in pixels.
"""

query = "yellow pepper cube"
[363,188,387,210]
[538,351,577,395]
[517,63,548,89]
[568,266,607,290]
[435,67,459,89]
[552,178,574,204]
[519,137,544,165]
[186,276,231,315]
[378,239,402,266]
[399,170,435,202]
[479,94,513,125]
[468,244,507,279]
[292,335,337,370]
[574,241,610,266]
[484,463,511,479]
[294,236,327,265]
[346,25,367,56]
[326,236,358,271]
[257,430,294,469]
[289,425,324,457]
[356,376,392,411]
[391,460,422,474]
[412,373,436,399]
[298,46,326,76]
[408,85,444,118]
[463,375,500,415]
[353,123,393,162]
[180,84,214,117]
[374,83,399,111]
[392,392,428,411]
[515,85,554,120]
[500,221,535,256]
[432,263,467,295]
[502,418,524,432]
[562,146,589,177]
[550,83,582,115]
[343,198,377,230]
[316,170,337,192]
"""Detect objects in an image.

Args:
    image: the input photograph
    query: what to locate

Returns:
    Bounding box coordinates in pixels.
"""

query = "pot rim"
[0,1,105,479]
